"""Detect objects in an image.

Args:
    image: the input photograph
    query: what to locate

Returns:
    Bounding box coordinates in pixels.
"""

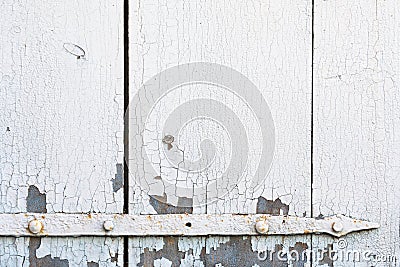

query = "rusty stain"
[256,197,289,215]
[26,185,47,213]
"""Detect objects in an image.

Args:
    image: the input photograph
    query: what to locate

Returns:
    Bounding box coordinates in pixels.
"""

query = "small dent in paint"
[256,197,289,215]
[26,185,47,213]
[63,42,86,59]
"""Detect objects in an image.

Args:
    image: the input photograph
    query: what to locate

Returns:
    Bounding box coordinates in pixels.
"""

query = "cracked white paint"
[0,238,29,266]
[129,237,165,266]
[154,258,172,267]
[128,0,312,265]
[0,0,124,265]
[35,237,122,267]
[178,237,207,267]
[313,0,400,266]
[1,0,399,265]
[129,0,311,266]
[129,0,312,216]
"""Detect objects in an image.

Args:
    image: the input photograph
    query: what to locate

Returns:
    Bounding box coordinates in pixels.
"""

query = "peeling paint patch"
[26,185,47,213]
[136,236,309,267]
[149,194,193,214]
[111,163,123,192]
[205,237,308,267]
[29,238,68,267]
[87,261,99,267]
[318,244,334,267]
[204,237,281,266]
[289,242,309,266]
[138,237,188,267]
[256,197,289,215]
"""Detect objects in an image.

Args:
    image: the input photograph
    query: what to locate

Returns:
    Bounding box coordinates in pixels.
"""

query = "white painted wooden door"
[1,0,399,266]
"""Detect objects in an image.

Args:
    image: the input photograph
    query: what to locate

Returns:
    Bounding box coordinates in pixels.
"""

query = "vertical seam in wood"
[123,0,130,265]
[311,0,315,266]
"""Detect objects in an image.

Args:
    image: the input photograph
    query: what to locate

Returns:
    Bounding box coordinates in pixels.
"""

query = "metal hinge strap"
[0,213,379,237]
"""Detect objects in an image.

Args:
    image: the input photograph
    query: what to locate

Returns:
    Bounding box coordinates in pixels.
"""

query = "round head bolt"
[103,220,115,231]
[332,221,344,232]
[28,219,43,234]
[255,220,269,234]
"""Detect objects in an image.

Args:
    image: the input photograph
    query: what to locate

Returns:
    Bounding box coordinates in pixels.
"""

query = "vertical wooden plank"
[313,1,400,266]
[129,0,312,265]
[0,0,124,265]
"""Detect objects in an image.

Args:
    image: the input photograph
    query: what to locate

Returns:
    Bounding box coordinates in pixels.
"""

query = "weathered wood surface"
[0,0,124,265]
[128,0,312,265]
[1,0,399,266]
[312,0,400,266]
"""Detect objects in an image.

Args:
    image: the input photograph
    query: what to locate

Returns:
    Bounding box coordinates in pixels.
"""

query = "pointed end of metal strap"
[323,215,380,237]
